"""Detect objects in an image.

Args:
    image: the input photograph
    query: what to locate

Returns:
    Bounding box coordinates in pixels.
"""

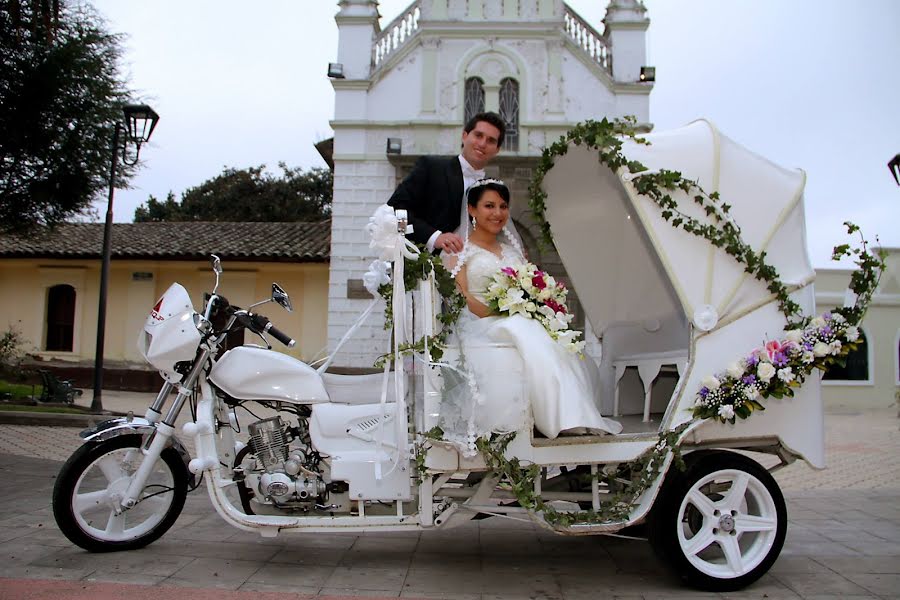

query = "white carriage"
[54,120,836,592]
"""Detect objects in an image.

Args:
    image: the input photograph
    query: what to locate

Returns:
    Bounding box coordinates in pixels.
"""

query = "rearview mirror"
[210,254,222,275]
[272,283,293,312]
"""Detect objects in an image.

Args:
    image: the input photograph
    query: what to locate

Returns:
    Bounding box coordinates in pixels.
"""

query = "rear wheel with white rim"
[649,451,787,591]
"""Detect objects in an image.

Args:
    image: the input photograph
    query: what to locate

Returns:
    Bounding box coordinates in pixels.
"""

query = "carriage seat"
[612,350,688,422]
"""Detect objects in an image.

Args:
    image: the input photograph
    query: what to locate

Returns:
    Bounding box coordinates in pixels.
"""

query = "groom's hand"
[435,232,464,254]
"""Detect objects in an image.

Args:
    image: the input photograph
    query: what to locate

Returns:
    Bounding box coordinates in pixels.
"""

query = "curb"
[0,410,125,427]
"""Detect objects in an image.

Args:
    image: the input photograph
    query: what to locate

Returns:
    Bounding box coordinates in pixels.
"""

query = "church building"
[327,0,653,367]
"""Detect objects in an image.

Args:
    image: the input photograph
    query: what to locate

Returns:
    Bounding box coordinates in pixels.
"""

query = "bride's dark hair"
[466,178,510,207]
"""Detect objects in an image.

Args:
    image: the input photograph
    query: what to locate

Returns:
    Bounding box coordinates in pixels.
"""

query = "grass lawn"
[0,380,42,401]
[0,403,86,414]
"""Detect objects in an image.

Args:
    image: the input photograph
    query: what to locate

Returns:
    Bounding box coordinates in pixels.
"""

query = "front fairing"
[137,283,201,383]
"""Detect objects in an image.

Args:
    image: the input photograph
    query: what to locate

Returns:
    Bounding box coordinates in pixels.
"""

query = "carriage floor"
[530,412,666,446]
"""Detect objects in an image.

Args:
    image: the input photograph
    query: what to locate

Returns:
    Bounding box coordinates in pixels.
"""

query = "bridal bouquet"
[483,262,585,354]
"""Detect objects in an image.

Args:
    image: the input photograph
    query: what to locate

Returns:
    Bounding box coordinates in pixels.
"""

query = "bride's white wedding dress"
[439,241,622,451]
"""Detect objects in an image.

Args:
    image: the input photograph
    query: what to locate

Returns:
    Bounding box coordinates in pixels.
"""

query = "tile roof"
[0,221,330,262]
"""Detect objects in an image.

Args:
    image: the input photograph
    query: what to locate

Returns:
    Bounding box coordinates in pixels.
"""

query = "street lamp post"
[91,104,159,413]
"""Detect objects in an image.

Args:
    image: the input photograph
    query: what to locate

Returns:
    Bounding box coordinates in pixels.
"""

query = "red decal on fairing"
[150,298,165,321]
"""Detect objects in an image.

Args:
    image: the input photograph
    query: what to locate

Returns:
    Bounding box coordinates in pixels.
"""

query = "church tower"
[327,0,652,367]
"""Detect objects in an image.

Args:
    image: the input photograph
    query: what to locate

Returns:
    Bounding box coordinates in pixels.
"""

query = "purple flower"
[803,342,814,351]
[742,374,757,385]
[773,352,788,367]
[823,312,832,321]
[821,325,833,336]
[699,387,709,398]
[746,354,759,367]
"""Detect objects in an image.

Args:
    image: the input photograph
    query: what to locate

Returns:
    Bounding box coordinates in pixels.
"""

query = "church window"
[499,77,519,151]
[464,77,485,124]
[823,328,871,383]
[46,284,75,352]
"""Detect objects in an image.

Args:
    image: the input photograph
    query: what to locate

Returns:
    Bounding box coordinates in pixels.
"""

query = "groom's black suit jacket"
[387,156,464,247]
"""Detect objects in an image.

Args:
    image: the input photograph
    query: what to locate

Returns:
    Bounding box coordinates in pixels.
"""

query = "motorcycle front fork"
[121,347,212,509]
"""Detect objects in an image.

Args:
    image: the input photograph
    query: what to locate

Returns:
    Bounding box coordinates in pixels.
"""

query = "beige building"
[815,247,900,410]
[0,223,895,407]
[0,222,331,373]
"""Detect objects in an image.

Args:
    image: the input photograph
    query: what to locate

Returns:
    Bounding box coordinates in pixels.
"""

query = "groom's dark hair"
[464,111,506,148]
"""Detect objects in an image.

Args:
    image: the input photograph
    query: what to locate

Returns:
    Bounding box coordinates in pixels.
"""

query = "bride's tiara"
[467,177,506,191]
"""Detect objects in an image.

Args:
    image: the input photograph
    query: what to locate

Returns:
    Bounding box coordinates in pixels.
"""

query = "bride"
[440,178,621,449]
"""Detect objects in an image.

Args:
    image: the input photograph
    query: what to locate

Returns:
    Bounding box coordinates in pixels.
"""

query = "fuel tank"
[208,346,329,404]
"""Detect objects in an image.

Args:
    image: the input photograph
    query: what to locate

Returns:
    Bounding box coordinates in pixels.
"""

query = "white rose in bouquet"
[785,330,804,344]
[701,375,721,391]
[811,316,826,329]
[757,362,776,382]
[718,404,735,420]
[727,362,745,379]
[844,326,859,342]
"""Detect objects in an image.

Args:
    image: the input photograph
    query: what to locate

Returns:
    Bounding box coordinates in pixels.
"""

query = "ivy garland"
[374,247,466,368]
[527,116,807,322]
[390,119,886,528]
[474,424,689,527]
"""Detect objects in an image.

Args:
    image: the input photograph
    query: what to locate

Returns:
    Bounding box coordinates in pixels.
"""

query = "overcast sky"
[87,0,899,268]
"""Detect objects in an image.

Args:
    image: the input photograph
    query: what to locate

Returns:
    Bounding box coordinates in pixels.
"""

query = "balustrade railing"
[563,5,611,74]
[370,2,610,77]
[372,2,421,69]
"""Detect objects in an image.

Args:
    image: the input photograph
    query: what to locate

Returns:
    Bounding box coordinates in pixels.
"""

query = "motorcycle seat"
[321,371,399,405]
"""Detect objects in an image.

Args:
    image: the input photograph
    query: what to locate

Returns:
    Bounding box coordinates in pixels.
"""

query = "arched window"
[46,284,75,352]
[499,77,519,151]
[823,328,870,383]
[463,77,485,125]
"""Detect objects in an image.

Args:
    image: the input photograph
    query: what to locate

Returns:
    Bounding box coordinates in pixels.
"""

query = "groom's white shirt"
[425,154,485,253]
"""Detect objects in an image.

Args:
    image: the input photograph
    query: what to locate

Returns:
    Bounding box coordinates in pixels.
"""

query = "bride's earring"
[471,216,477,230]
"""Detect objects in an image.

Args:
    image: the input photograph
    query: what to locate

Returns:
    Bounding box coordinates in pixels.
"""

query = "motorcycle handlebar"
[248,314,296,348]
[264,321,296,348]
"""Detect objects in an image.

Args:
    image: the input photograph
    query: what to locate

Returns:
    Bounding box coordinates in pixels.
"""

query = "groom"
[388,112,506,254]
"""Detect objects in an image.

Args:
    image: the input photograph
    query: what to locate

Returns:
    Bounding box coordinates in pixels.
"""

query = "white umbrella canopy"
[541,119,824,467]
[541,119,815,342]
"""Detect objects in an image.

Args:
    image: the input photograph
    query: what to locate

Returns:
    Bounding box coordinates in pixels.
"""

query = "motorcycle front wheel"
[53,434,188,552]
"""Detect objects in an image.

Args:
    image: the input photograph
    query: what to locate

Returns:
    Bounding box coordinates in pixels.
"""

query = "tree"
[134,163,332,222]
[0,1,134,232]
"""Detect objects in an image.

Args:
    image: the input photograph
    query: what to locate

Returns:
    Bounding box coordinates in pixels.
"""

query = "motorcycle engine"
[235,415,347,514]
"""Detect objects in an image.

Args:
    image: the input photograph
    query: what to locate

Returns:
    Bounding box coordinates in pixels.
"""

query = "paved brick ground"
[0,404,897,599]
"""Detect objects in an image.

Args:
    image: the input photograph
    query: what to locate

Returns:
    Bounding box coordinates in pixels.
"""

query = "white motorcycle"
[53,120,837,592]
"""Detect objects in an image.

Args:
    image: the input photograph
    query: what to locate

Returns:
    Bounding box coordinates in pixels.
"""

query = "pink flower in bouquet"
[765,339,792,361]
[531,271,547,290]
[545,298,567,314]
[501,267,518,278]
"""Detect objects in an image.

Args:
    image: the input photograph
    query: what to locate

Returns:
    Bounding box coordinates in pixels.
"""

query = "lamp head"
[123,104,160,146]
